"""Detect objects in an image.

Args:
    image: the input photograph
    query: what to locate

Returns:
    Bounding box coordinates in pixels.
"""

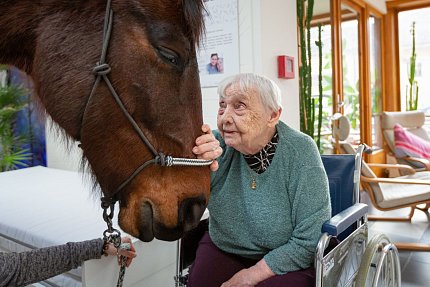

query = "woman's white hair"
[217,73,283,112]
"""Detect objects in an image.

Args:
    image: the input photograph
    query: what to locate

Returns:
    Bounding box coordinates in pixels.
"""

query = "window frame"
[384,0,430,111]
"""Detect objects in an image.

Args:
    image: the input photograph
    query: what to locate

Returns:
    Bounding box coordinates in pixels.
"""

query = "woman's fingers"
[116,237,137,267]
[195,133,216,146]
[193,124,221,171]
[201,123,211,134]
[209,160,219,171]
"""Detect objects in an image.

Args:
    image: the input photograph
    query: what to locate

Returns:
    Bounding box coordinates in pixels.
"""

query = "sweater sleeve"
[263,165,331,274]
[0,238,103,287]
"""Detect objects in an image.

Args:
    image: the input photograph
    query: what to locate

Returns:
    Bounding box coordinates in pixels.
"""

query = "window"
[341,5,361,144]
[310,23,333,151]
[398,7,430,113]
[305,0,385,153]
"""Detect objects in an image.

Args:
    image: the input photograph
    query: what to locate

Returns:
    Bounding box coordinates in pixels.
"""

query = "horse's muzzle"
[138,195,206,242]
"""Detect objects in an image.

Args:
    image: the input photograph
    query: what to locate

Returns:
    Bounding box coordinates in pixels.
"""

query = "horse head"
[0,0,210,241]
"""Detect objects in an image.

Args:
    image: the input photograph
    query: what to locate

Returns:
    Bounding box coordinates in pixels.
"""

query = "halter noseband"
[80,0,212,234]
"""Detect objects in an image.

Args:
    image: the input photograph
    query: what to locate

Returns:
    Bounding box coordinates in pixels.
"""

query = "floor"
[26,202,430,287]
[366,199,430,287]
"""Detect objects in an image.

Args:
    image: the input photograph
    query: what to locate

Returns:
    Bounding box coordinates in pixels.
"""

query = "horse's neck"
[0,2,42,73]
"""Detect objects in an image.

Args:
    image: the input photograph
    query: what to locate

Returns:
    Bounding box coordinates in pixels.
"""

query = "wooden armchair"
[341,142,430,251]
[381,111,430,172]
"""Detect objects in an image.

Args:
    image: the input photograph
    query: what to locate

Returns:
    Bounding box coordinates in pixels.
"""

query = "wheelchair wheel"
[355,234,401,287]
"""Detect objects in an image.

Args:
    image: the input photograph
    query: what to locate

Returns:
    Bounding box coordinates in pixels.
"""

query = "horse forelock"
[178,0,206,46]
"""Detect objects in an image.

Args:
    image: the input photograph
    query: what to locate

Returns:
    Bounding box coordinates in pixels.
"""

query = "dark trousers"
[187,232,315,287]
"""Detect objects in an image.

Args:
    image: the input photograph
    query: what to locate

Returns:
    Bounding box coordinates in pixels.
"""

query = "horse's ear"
[180,0,206,45]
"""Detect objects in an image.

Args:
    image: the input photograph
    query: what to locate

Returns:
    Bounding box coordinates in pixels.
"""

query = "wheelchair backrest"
[321,154,356,217]
[321,154,357,240]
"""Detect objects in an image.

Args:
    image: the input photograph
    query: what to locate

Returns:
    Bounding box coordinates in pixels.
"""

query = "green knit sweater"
[208,121,331,275]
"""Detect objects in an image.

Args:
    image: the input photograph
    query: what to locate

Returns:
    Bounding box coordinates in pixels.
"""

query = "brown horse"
[0,0,210,242]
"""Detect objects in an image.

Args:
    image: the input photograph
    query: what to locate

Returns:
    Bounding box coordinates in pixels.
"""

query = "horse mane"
[180,0,206,46]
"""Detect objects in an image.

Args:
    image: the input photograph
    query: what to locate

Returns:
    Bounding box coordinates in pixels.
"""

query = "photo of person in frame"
[207,53,224,75]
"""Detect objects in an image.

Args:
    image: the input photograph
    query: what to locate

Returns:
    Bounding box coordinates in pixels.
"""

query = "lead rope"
[101,198,127,287]
[116,242,131,287]
[102,202,132,287]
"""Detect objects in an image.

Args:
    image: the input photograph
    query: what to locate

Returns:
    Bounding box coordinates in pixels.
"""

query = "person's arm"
[0,237,136,287]
[0,239,103,287]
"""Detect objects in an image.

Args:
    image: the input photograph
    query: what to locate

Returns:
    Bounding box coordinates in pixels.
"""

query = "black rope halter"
[79,0,212,249]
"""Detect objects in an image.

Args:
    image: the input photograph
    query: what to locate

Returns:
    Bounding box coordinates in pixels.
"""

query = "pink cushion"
[394,124,430,159]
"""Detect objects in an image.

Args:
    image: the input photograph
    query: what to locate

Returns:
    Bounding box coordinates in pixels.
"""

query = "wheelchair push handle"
[354,143,373,200]
[356,143,372,157]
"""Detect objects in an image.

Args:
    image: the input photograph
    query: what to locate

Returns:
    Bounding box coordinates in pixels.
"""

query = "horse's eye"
[157,47,180,66]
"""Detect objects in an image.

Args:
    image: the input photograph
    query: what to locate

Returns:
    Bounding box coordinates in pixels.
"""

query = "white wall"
[203,0,299,129]
[45,118,82,171]
[364,0,387,14]
[47,0,300,171]
[261,0,300,127]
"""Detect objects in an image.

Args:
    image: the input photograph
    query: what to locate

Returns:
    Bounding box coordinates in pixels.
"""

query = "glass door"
[340,3,361,144]
[307,0,382,151]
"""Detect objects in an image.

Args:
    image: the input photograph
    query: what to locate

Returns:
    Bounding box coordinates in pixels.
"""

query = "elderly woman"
[191,73,331,287]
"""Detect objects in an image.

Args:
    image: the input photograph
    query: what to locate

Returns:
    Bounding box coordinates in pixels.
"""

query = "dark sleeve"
[0,238,103,287]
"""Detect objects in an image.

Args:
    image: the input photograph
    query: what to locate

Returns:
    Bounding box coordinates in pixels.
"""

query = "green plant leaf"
[0,81,32,171]
[1,148,32,171]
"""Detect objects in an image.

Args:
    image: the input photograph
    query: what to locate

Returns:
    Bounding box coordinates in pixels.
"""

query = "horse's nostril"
[139,202,154,242]
[139,196,206,241]
[179,195,206,232]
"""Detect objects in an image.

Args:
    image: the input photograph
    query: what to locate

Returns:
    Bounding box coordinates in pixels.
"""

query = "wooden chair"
[340,142,430,251]
[381,111,430,172]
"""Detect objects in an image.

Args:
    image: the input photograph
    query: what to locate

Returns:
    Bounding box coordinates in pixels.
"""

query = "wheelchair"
[174,145,401,287]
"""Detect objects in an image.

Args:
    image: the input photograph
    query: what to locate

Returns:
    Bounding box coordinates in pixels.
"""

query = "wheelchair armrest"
[321,203,368,236]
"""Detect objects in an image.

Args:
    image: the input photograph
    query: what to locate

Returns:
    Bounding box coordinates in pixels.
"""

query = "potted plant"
[297,0,324,151]
[406,21,419,111]
[0,66,32,171]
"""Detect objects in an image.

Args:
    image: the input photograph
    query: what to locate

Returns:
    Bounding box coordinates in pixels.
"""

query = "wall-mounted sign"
[277,55,295,79]
[198,0,240,88]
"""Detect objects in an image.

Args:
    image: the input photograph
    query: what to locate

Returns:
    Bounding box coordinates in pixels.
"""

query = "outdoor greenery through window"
[310,24,332,152]
[341,7,361,145]
[398,7,430,114]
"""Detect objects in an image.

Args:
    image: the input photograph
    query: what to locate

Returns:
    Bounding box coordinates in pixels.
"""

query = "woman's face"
[210,56,218,66]
[217,83,276,155]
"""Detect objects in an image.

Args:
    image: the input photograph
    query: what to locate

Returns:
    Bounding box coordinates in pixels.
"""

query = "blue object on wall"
[9,67,46,168]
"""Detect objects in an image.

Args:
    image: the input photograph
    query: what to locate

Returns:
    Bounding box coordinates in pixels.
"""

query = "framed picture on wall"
[197,0,240,88]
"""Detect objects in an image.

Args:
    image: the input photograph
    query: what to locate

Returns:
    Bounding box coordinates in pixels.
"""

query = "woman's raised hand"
[193,124,222,171]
